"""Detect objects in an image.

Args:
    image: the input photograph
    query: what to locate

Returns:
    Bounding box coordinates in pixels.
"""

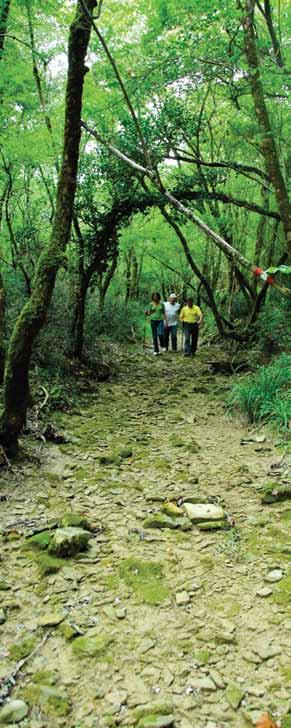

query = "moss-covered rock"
[26,530,51,550]
[143,514,191,531]
[61,513,90,530]
[0,580,11,591]
[58,621,80,641]
[133,702,173,722]
[72,634,113,659]
[119,447,133,459]
[261,483,291,504]
[197,520,230,531]
[137,716,174,728]
[162,502,184,519]
[48,527,90,557]
[225,683,244,709]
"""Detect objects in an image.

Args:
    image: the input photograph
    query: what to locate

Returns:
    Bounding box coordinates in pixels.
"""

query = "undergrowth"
[228,353,291,432]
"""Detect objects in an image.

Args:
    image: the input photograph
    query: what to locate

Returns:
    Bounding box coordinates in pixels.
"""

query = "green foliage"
[228,354,291,431]
[86,297,146,343]
[255,299,291,353]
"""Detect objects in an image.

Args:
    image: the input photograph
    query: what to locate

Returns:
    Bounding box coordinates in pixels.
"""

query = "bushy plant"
[85,297,146,344]
[228,354,291,432]
[255,298,291,354]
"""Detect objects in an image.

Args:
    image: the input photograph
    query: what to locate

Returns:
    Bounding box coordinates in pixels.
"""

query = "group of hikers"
[145,292,203,356]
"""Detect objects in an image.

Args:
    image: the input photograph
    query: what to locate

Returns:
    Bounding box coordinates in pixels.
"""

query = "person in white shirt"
[164,293,180,352]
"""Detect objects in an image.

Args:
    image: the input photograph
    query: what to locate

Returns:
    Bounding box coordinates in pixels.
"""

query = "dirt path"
[0,347,290,728]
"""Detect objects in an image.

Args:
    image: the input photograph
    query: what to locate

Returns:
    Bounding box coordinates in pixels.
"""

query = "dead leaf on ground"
[256,713,278,728]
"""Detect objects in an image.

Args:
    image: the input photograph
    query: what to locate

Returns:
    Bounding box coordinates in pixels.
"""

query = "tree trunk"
[0,0,10,61]
[0,0,97,453]
[0,271,5,384]
[73,276,90,359]
[242,0,290,251]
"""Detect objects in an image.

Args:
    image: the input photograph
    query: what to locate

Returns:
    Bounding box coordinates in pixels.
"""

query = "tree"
[0,0,97,453]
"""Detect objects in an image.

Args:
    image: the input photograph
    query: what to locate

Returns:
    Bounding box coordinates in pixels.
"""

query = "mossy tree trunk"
[0,0,97,453]
[242,0,291,254]
[0,0,10,61]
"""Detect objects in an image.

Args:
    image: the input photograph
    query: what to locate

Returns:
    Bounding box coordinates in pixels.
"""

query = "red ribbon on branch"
[253,267,275,285]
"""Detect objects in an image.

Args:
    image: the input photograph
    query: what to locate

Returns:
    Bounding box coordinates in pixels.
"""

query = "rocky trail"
[0,346,290,728]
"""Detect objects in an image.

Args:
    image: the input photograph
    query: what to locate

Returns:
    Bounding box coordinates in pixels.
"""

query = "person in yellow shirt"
[179,297,203,356]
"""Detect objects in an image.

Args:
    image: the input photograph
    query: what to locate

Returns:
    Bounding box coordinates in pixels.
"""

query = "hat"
[169,293,177,299]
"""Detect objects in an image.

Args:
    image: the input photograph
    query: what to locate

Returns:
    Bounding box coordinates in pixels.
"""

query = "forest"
[0,1,290,727]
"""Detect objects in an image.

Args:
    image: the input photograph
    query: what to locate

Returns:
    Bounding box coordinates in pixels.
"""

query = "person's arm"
[163,303,168,327]
[179,306,185,322]
[145,305,152,317]
[197,308,203,325]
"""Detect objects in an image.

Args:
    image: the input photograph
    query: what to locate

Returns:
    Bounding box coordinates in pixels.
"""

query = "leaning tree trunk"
[0,271,5,384]
[0,0,97,453]
[242,0,291,253]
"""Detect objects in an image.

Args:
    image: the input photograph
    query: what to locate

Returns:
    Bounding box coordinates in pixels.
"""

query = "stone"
[182,503,225,523]
[133,702,173,722]
[256,587,273,597]
[61,513,91,530]
[105,689,128,706]
[72,635,113,658]
[264,569,283,583]
[162,502,184,518]
[0,700,29,724]
[137,717,174,728]
[176,591,191,606]
[261,483,291,504]
[197,520,230,531]
[38,612,65,627]
[190,676,217,692]
[209,669,225,689]
[48,527,90,557]
[225,684,245,709]
[115,608,127,620]
[254,643,281,661]
[143,514,191,531]
[0,608,6,624]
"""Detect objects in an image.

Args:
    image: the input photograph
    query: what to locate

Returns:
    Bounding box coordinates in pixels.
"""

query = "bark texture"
[242,0,290,252]
[0,0,97,452]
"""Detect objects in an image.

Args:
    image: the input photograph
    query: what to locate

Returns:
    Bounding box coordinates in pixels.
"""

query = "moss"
[169,435,184,448]
[0,580,10,591]
[193,649,211,665]
[58,621,79,641]
[197,520,230,531]
[48,527,90,557]
[26,530,51,550]
[99,454,121,466]
[273,575,291,606]
[72,634,113,659]
[9,636,37,661]
[119,558,170,605]
[32,670,58,685]
[137,716,174,728]
[143,514,191,531]
[37,553,65,576]
[61,513,90,530]
[162,502,184,518]
[133,702,173,721]
[261,482,291,504]
[119,447,133,459]
[23,684,70,717]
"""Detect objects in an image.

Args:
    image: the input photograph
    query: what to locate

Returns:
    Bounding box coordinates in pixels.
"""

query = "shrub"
[228,354,291,432]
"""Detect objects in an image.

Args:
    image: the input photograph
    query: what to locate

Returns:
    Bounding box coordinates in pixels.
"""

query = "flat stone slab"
[183,503,225,523]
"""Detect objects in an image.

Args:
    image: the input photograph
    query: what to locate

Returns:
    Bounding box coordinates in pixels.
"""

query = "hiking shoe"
[152,351,158,356]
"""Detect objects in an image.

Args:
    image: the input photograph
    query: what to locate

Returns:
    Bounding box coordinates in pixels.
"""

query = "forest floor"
[0,344,290,728]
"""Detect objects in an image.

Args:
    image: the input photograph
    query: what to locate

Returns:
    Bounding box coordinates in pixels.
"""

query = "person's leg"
[164,326,170,351]
[151,321,159,353]
[158,321,165,350]
[184,323,191,355]
[191,323,199,355]
[171,325,177,351]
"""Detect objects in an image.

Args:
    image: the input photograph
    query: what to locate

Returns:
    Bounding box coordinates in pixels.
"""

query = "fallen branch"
[0,632,50,704]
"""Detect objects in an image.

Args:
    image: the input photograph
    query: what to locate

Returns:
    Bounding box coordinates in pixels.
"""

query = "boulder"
[0,700,28,724]
[48,527,90,557]
[143,514,191,531]
[183,503,225,523]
